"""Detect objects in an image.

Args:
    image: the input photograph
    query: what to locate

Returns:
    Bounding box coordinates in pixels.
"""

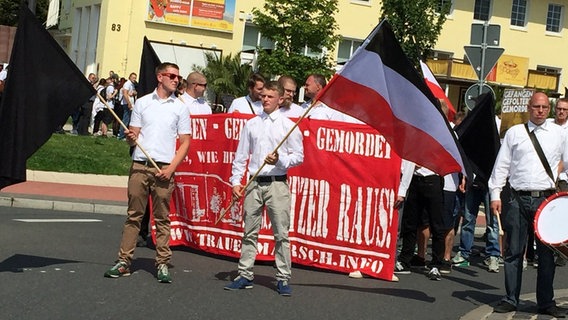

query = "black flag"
[0,5,95,189]
[455,93,500,185]
[138,37,161,97]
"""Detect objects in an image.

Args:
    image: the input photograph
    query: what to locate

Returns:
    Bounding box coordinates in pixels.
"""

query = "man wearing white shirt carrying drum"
[489,92,568,317]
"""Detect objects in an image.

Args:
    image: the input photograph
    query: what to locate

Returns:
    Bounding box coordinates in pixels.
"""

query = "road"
[1,206,567,320]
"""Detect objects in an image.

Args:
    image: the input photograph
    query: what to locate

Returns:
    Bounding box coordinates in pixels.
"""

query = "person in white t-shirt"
[118,72,138,140]
[181,71,212,115]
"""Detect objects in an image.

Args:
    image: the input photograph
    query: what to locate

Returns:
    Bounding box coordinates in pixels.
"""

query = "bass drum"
[534,191,568,259]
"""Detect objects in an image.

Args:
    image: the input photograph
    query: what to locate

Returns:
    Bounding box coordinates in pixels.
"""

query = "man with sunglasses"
[181,71,211,115]
[104,62,191,284]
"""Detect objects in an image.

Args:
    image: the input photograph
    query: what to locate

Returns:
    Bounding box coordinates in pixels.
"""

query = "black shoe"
[493,301,516,313]
[439,260,452,274]
[538,305,568,318]
[393,261,411,275]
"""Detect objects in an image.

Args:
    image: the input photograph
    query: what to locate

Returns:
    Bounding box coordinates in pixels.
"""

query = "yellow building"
[52,0,568,109]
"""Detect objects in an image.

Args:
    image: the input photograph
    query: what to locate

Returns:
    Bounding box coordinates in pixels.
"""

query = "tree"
[0,0,48,26]
[380,0,451,66]
[252,0,340,85]
[194,52,252,109]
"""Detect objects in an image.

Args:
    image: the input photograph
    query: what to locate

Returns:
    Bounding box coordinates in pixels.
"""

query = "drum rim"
[534,191,568,246]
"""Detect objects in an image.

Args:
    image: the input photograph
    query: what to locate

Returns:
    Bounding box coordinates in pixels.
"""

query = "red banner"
[168,114,401,280]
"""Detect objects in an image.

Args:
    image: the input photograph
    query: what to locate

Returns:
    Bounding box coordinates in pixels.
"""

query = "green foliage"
[0,0,49,26]
[27,134,132,176]
[252,0,340,85]
[380,0,450,66]
[195,52,252,104]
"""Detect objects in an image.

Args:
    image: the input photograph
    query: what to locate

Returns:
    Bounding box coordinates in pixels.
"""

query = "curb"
[0,194,126,215]
[460,289,568,320]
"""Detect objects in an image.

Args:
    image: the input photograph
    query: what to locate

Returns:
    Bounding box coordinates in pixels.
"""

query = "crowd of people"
[96,63,567,316]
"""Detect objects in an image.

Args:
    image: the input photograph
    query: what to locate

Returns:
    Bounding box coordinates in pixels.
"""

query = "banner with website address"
[168,113,401,281]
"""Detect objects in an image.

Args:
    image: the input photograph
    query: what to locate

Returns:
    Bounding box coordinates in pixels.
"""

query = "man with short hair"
[181,71,212,115]
[301,74,355,122]
[118,72,138,140]
[104,62,191,284]
[77,73,98,135]
[490,92,568,317]
[224,81,303,296]
[227,73,265,114]
[277,75,303,118]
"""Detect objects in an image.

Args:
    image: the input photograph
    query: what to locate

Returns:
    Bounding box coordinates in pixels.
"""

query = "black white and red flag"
[316,20,466,176]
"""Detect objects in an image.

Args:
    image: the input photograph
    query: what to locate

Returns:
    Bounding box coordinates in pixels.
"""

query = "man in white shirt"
[227,73,265,114]
[104,62,191,284]
[301,74,359,122]
[181,71,211,115]
[277,75,304,118]
[490,92,568,317]
[118,72,137,140]
[224,81,304,296]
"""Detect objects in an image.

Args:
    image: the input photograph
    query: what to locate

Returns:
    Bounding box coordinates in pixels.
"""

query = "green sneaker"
[104,261,130,278]
[157,264,172,283]
[451,252,470,267]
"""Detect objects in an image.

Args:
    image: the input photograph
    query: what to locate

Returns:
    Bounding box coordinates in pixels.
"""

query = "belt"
[252,175,287,183]
[133,160,170,168]
[514,189,555,198]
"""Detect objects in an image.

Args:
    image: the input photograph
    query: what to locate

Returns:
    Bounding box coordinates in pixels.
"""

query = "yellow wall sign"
[494,54,529,87]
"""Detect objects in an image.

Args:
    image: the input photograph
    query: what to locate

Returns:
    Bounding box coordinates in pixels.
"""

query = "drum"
[534,191,568,259]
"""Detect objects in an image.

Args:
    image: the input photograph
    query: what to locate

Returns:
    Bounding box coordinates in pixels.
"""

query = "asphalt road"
[1,206,567,320]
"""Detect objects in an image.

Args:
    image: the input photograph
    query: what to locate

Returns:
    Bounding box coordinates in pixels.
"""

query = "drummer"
[488,91,568,317]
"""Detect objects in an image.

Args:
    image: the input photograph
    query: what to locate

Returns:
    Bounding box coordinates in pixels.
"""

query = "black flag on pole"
[455,93,500,185]
[0,5,95,189]
[138,37,161,97]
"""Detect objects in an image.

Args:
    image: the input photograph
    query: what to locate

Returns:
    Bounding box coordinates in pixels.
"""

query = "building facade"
[52,0,567,109]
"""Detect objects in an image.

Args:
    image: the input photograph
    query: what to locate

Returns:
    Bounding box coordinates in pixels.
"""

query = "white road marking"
[13,219,102,222]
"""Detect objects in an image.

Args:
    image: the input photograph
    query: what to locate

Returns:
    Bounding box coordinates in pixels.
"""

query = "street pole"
[479,21,488,96]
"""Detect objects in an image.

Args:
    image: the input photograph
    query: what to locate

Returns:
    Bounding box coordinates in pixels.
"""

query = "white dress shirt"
[228,95,263,115]
[398,160,415,197]
[279,102,304,118]
[489,120,568,201]
[301,100,345,121]
[181,92,212,115]
[547,118,568,181]
[230,110,304,186]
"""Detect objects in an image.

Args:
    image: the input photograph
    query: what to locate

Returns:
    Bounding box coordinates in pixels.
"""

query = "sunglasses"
[193,82,207,88]
[161,73,182,81]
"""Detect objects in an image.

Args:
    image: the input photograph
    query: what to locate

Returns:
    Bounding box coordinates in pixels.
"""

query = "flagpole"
[214,101,318,225]
[95,91,162,171]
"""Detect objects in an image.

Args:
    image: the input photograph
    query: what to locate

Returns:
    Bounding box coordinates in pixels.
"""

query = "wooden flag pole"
[214,101,318,225]
[495,210,505,236]
[95,91,161,171]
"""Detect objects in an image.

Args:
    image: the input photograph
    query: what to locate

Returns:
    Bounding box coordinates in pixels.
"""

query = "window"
[429,50,453,60]
[546,4,563,33]
[473,0,492,21]
[242,24,274,52]
[510,0,528,27]
[436,0,454,15]
[337,38,364,64]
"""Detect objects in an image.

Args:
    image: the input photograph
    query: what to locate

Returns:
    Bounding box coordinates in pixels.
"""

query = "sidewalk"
[0,170,127,215]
